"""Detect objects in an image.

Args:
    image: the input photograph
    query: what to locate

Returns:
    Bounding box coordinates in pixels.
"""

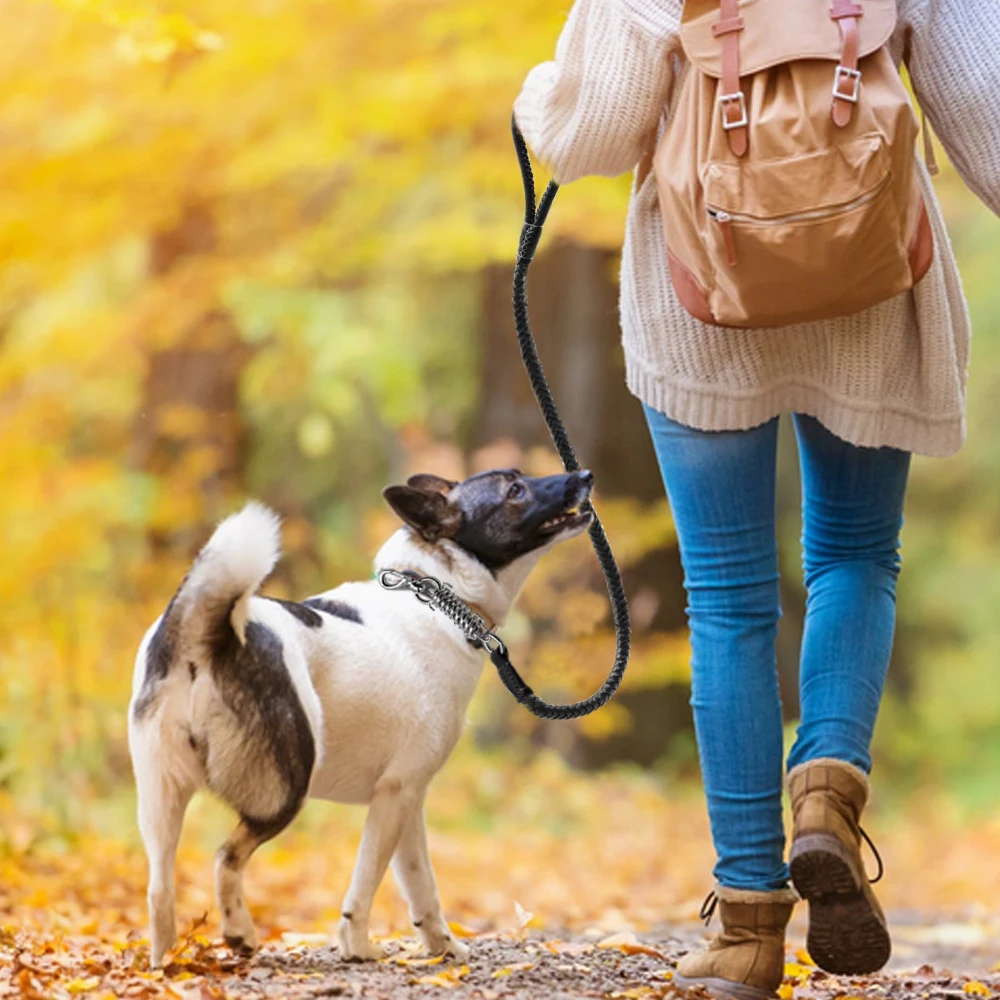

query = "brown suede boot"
[673,886,797,1000]
[788,757,891,975]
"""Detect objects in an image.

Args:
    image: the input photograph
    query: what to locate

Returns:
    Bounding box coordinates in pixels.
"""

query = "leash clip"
[377,568,413,590]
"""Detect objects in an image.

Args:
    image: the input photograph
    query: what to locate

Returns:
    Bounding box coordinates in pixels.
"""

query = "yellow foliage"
[964,983,991,997]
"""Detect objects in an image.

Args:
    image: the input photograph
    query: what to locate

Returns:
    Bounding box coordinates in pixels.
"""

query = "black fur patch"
[264,596,324,629]
[130,587,184,721]
[302,597,364,625]
[206,613,316,843]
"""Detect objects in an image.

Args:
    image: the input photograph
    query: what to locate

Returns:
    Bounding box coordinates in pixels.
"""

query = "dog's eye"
[507,481,525,500]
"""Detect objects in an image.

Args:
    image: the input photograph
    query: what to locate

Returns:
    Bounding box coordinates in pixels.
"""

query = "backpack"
[652,0,933,328]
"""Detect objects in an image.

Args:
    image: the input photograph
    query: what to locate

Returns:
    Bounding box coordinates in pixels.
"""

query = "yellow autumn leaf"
[413,965,471,988]
[491,962,536,979]
[597,930,668,960]
[964,982,991,996]
[66,978,102,994]
[794,949,815,966]
[777,985,794,1000]
[447,921,480,939]
[395,955,445,967]
[783,962,815,981]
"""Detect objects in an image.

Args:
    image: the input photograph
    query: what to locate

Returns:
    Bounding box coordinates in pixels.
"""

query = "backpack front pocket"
[701,134,912,326]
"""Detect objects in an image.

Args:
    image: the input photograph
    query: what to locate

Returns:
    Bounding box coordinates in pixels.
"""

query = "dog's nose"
[579,469,594,486]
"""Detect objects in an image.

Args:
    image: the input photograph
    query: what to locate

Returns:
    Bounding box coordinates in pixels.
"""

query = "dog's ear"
[405,473,458,495]
[382,484,463,542]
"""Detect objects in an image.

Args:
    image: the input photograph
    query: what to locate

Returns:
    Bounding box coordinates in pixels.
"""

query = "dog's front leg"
[391,800,469,961]
[337,775,413,962]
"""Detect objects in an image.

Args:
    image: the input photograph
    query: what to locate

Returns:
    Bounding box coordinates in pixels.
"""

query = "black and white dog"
[128,468,594,968]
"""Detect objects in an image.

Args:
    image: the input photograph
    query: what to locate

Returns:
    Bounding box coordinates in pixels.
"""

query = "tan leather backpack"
[652,0,933,328]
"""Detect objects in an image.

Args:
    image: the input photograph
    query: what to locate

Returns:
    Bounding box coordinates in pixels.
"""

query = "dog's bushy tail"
[171,501,282,650]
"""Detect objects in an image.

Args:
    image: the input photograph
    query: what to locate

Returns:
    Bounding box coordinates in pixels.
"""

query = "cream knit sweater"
[514,0,1000,457]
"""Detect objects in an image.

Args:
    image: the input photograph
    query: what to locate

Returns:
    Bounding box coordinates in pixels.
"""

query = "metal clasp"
[718,91,748,130]
[377,568,412,590]
[480,632,506,656]
[832,65,861,103]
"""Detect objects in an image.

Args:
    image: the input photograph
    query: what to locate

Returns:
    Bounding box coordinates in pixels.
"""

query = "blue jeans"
[641,403,910,891]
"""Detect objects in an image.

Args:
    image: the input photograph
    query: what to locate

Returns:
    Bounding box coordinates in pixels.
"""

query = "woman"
[515,1,999,997]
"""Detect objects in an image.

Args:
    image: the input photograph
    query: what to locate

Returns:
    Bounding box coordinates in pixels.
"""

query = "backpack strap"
[713,0,747,156]
[830,0,864,126]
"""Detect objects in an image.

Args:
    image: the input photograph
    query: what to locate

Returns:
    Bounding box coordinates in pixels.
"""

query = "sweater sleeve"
[902,0,1000,218]
[513,0,679,184]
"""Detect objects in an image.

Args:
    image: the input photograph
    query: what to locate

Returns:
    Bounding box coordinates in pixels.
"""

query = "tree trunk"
[132,203,250,555]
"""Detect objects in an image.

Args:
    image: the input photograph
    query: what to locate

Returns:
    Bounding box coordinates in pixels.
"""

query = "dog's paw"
[337,918,383,962]
[148,939,175,970]
[418,922,470,962]
[223,933,257,958]
[220,910,257,957]
[441,936,470,962]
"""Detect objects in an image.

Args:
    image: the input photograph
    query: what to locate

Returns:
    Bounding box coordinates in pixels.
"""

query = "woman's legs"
[787,413,911,773]
[641,402,788,892]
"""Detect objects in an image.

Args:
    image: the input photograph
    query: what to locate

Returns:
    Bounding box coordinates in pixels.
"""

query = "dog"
[128,467,594,967]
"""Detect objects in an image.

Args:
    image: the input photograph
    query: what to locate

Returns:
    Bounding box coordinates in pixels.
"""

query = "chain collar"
[377,567,505,654]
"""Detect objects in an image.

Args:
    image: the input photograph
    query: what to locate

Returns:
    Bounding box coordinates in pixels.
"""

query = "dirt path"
[10,917,990,1000]
[228,927,1000,1000]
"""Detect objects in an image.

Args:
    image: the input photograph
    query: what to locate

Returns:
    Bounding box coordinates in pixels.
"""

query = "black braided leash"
[377,116,631,721]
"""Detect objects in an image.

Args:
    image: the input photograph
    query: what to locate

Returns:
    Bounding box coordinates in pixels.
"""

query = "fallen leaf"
[412,964,471,988]
[65,977,102,994]
[447,921,480,939]
[544,939,594,957]
[964,983,991,996]
[490,962,536,979]
[784,962,815,981]
[778,985,794,1000]
[395,955,445,967]
[597,930,668,960]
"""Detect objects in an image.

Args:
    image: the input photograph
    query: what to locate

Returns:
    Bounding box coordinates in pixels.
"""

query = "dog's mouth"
[537,490,593,536]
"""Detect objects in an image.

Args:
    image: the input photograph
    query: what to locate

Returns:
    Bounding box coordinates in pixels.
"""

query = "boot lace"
[699,890,719,925]
[859,825,884,884]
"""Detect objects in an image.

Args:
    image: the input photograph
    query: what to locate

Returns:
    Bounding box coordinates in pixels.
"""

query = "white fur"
[128,498,589,968]
[195,501,281,643]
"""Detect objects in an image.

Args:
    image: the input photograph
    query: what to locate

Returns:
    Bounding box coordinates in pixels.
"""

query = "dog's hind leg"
[337,775,416,962]
[214,810,298,956]
[391,797,469,961]
[137,764,195,968]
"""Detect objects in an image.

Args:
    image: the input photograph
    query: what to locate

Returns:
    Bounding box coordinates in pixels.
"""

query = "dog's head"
[382,468,594,572]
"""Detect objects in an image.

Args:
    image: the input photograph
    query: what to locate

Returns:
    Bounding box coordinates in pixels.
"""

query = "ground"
[5,916,1000,1000]
[4,769,1000,999]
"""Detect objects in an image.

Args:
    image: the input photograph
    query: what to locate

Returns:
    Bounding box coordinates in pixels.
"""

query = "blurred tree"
[133,204,250,552]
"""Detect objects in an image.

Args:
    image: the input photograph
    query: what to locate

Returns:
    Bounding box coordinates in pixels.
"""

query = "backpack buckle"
[832,65,861,103]
[718,91,748,130]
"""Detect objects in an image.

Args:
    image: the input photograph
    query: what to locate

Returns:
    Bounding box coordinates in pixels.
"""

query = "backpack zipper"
[706,208,738,266]
[705,175,890,268]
